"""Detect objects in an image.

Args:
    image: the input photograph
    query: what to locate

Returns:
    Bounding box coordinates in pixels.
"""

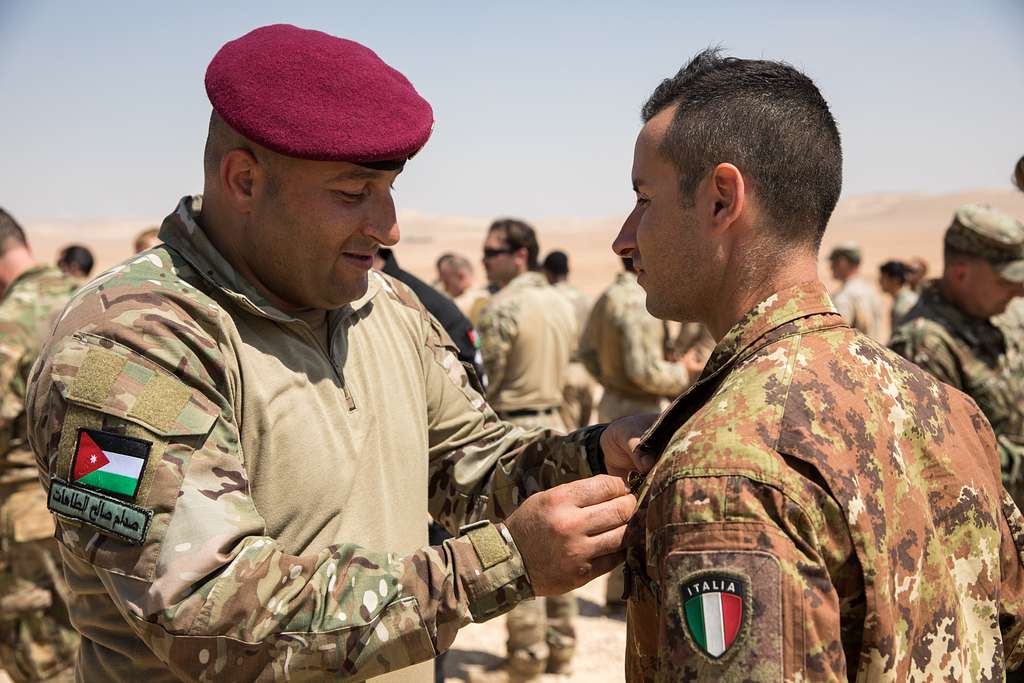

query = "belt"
[499,407,557,418]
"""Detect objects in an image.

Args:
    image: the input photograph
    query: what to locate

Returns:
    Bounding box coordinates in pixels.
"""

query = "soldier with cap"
[541,249,596,431]
[614,49,1024,680]
[0,208,79,682]
[891,204,1024,506]
[828,241,884,339]
[473,222,580,682]
[24,25,652,683]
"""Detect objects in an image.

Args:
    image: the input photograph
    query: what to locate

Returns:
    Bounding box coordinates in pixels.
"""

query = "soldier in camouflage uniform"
[542,250,596,431]
[614,49,1024,680]
[475,222,579,682]
[24,26,651,683]
[891,205,1024,507]
[828,242,884,340]
[0,209,79,682]
[580,256,706,611]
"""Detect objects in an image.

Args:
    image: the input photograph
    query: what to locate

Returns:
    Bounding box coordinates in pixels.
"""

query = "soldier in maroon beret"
[27,23,657,683]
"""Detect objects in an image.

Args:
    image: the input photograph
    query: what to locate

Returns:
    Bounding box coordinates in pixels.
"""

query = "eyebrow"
[327,168,390,183]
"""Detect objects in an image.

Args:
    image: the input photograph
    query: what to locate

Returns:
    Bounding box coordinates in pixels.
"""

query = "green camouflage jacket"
[0,264,77,480]
[890,281,1024,498]
[26,196,605,682]
[624,280,1024,682]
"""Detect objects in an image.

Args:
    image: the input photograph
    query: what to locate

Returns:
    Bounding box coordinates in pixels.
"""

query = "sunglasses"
[483,247,516,259]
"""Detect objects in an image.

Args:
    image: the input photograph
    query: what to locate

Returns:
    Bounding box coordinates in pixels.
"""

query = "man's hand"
[600,413,659,478]
[504,475,638,596]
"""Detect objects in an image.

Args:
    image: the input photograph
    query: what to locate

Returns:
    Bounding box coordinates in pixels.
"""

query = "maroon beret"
[205,24,433,165]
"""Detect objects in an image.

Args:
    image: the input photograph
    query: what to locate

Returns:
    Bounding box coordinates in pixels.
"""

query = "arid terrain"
[21,188,1024,681]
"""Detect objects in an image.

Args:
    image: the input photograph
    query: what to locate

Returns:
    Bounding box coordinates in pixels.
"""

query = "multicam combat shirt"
[26,196,604,683]
[624,281,1024,682]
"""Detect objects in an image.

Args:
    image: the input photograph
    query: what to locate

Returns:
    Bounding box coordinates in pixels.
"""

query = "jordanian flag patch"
[71,429,150,501]
[683,572,746,659]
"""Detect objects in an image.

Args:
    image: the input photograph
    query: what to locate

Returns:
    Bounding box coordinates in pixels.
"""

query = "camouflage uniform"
[475,271,578,678]
[551,281,595,430]
[580,271,694,421]
[0,265,78,683]
[25,197,609,683]
[624,281,1024,681]
[580,271,704,608]
[891,281,1024,505]
[831,274,884,340]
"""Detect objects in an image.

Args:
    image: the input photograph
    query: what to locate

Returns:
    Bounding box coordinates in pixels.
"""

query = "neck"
[705,250,819,341]
[198,199,316,318]
[0,248,38,291]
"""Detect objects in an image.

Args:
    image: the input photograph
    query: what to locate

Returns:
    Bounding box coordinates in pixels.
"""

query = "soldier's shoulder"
[53,247,226,351]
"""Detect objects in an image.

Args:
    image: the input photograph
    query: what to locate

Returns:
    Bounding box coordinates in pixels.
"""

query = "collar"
[4,264,55,298]
[158,195,380,325]
[636,280,844,458]
[915,280,1004,358]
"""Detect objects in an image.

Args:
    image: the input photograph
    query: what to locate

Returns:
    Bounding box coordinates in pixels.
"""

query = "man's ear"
[219,148,260,214]
[705,163,745,235]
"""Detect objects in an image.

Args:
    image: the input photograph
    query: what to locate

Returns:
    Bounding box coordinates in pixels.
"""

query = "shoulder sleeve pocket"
[45,333,220,582]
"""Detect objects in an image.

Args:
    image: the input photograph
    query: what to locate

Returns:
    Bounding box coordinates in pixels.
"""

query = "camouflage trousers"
[499,411,576,674]
[504,595,577,675]
[559,362,596,431]
[0,483,78,683]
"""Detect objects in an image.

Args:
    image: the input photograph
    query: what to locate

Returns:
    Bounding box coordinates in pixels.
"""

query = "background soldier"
[828,241,884,339]
[580,255,705,611]
[890,204,1024,505]
[55,245,94,280]
[474,220,579,682]
[436,252,491,324]
[132,227,160,254]
[878,259,919,334]
[0,208,79,683]
[541,250,596,430]
[24,26,649,683]
[615,49,1023,680]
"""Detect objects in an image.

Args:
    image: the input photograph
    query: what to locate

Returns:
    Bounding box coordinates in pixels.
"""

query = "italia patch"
[682,572,747,659]
[71,428,149,501]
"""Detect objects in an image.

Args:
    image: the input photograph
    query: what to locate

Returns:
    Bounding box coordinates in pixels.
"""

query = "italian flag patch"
[72,429,150,501]
[682,572,746,659]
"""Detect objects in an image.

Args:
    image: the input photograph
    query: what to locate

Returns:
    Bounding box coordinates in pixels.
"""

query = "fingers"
[580,493,637,536]
[583,551,627,582]
[558,474,629,508]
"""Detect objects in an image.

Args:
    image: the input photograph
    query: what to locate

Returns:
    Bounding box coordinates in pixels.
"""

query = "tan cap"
[945,204,1024,283]
[828,241,862,263]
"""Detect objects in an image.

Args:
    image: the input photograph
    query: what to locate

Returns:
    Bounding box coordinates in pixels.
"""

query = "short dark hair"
[0,208,27,255]
[879,260,911,284]
[58,244,95,276]
[1014,155,1024,194]
[944,242,982,266]
[542,250,569,277]
[642,48,842,248]
[489,218,539,270]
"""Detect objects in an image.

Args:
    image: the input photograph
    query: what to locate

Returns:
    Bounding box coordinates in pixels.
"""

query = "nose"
[365,192,400,247]
[613,205,640,259]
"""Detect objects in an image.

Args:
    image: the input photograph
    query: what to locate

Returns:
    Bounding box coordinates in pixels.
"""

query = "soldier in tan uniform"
[0,209,79,682]
[614,49,1023,680]
[541,250,596,431]
[24,26,653,683]
[474,221,579,682]
[828,241,884,339]
[890,205,1024,506]
[436,253,491,325]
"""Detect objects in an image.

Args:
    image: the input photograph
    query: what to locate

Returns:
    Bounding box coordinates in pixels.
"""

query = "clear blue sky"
[2,1,1022,223]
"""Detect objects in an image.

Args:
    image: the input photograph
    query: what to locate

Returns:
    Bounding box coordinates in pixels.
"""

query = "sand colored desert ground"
[21,188,1024,681]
